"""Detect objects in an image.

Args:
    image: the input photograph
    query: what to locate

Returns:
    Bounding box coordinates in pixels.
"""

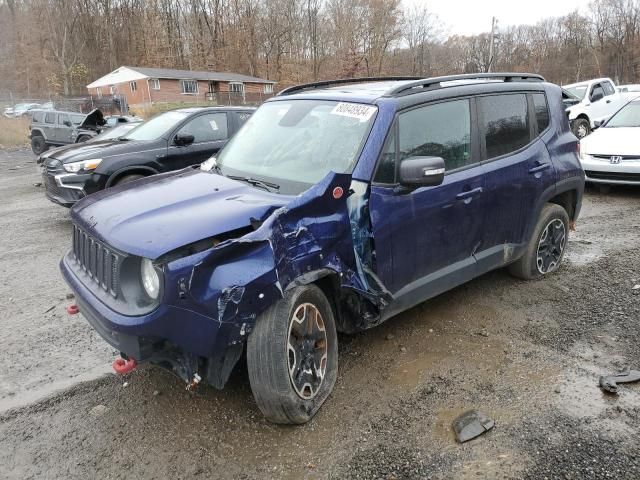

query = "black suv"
[42,106,254,207]
[61,74,584,424]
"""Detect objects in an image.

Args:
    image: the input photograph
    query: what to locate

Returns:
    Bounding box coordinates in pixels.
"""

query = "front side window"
[216,100,377,194]
[181,80,198,94]
[532,93,550,134]
[58,113,69,125]
[400,99,472,170]
[590,84,605,102]
[45,112,55,124]
[177,113,228,142]
[479,94,530,159]
[123,111,189,141]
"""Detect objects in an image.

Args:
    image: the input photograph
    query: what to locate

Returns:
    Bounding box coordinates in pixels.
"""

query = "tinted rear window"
[479,94,530,159]
[532,93,550,133]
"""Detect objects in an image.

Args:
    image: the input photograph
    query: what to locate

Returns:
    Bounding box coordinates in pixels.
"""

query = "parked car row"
[30,109,141,155]
[39,106,253,206]
[56,73,588,425]
[564,77,640,138]
[3,101,54,118]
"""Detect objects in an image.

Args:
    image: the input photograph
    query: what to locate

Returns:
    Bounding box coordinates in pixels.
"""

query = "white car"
[564,78,630,138]
[579,98,640,187]
[617,84,640,93]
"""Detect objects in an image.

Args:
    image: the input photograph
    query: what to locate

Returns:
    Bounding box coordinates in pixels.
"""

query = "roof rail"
[277,76,422,96]
[384,72,545,97]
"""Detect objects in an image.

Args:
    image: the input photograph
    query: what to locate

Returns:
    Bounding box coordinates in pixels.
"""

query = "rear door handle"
[528,163,551,174]
[456,186,483,200]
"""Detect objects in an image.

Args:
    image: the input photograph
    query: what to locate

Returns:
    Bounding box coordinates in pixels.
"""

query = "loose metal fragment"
[452,410,495,443]
[599,367,640,394]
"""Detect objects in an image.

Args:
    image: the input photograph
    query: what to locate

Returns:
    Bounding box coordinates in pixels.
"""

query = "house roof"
[87,66,275,89]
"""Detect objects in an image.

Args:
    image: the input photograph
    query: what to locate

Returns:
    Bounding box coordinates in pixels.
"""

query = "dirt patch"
[1,151,639,479]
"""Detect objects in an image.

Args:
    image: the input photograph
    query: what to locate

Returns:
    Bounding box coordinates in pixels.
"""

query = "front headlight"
[63,158,102,173]
[200,155,217,172]
[140,258,160,300]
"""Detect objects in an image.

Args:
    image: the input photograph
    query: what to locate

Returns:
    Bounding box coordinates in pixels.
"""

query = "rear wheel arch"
[548,189,578,221]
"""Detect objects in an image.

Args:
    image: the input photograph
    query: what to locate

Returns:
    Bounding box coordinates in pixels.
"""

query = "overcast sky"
[408,0,587,36]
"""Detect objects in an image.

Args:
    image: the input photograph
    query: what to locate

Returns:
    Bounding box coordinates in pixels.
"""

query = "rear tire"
[509,204,570,280]
[113,174,145,186]
[31,135,48,155]
[247,284,338,424]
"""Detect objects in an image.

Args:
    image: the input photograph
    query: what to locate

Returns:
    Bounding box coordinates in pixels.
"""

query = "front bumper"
[43,171,88,207]
[580,155,640,185]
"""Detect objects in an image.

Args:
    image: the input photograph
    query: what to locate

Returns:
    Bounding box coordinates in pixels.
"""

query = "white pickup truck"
[564,77,630,138]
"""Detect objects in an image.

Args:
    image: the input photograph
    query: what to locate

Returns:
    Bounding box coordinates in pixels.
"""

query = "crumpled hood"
[71,169,289,259]
[50,139,154,163]
[581,127,640,156]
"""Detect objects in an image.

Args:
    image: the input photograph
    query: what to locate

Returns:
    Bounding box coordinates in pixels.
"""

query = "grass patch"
[0,116,30,147]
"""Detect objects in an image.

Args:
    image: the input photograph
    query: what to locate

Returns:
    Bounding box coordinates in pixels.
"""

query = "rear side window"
[58,113,69,125]
[603,82,615,96]
[235,111,252,127]
[45,112,55,124]
[479,94,530,159]
[532,93,550,133]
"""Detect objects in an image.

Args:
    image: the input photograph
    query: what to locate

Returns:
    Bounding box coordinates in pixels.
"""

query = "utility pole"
[488,16,497,73]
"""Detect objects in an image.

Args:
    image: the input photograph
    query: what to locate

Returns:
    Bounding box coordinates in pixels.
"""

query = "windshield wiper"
[226,174,280,192]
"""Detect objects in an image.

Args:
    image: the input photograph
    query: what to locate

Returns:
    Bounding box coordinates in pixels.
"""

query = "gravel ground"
[1,147,639,479]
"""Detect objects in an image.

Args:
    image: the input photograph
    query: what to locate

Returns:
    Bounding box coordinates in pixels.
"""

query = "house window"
[109,85,115,94]
[181,80,199,94]
[229,82,244,94]
[130,81,137,92]
[96,88,102,98]
[263,84,273,94]
[150,79,160,90]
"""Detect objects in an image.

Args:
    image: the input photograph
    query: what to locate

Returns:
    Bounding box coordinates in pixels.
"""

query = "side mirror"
[63,120,71,127]
[399,156,445,187]
[174,133,195,146]
[593,120,602,130]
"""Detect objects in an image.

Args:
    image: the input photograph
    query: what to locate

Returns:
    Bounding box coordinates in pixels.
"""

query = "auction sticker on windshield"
[330,102,377,122]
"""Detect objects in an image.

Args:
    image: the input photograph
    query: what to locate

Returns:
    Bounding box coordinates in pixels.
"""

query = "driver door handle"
[456,187,483,200]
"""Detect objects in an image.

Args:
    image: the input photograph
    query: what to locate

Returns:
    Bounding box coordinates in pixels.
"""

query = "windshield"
[605,102,640,128]
[566,86,587,100]
[216,100,377,194]
[123,111,188,141]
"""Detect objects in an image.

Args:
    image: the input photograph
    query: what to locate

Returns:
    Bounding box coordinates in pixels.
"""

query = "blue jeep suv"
[61,73,584,424]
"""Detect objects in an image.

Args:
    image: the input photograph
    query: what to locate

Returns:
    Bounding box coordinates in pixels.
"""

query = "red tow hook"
[112,357,137,375]
[66,304,80,315]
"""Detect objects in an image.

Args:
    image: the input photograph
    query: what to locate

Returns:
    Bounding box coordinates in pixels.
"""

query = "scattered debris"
[65,293,75,300]
[122,382,129,388]
[478,329,489,337]
[43,305,55,314]
[186,373,202,391]
[385,333,395,341]
[399,346,407,353]
[554,386,561,394]
[452,410,495,443]
[428,328,434,333]
[153,390,160,396]
[632,284,640,290]
[33,182,42,187]
[89,405,107,417]
[599,367,640,394]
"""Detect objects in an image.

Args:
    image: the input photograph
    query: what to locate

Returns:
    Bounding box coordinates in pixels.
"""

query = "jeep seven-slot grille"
[72,225,120,297]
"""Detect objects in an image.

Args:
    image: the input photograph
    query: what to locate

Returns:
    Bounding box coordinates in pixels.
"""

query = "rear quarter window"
[479,94,530,159]
[532,93,550,134]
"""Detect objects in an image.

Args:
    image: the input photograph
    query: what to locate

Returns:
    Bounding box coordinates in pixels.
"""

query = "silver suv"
[29,109,138,155]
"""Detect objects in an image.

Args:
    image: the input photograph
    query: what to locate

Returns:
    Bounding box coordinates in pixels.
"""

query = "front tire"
[247,284,338,424]
[572,118,591,139]
[76,134,92,143]
[113,174,145,186]
[509,204,569,280]
[31,135,48,155]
